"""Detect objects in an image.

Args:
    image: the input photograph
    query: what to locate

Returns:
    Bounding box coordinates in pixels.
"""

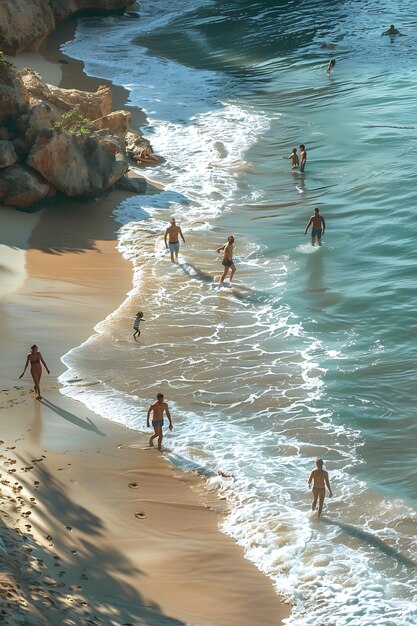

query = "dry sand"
[0,28,290,626]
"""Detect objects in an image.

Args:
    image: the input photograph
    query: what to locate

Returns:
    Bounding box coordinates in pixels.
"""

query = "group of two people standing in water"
[163,217,236,283]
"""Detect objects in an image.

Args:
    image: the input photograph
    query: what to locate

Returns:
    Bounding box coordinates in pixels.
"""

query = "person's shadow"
[322,517,416,569]
[40,398,106,436]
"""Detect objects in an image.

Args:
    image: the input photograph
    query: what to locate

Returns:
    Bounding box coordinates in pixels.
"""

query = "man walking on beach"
[217,235,236,283]
[299,144,307,172]
[164,218,185,262]
[147,393,173,451]
[308,458,332,518]
[304,207,325,246]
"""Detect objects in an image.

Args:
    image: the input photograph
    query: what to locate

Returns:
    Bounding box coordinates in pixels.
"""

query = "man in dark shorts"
[164,218,185,263]
[217,235,236,283]
[146,393,173,450]
[304,207,326,246]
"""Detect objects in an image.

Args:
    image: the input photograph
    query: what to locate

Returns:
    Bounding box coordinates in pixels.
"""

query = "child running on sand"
[133,311,145,341]
[308,458,332,518]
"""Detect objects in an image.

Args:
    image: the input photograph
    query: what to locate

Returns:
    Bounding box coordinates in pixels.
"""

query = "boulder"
[19,68,112,120]
[0,63,29,124]
[91,110,131,139]
[27,128,128,196]
[47,83,112,120]
[125,130,150,159]
[0,164,53,207]
[0,141,17,168]
[25,102,60,143]
[0,1,131,55]
[0,0,55,54]
[115,174,147,193]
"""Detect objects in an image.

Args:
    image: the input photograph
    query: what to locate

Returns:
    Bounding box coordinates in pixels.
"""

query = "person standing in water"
[327,59,336,74]
[304,207,326,246]
[284,147,299,169]
[299,144,307,172]
[147,393,173,451]
[308,458,332,518]
[133,311,145,341]
[217,235,236,283]
[19,344,50,399]
[164,218,185,263]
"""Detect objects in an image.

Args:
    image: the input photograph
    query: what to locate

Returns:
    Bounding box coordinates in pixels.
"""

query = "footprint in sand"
[65,526,72,532]
[134,512,147,519]
[128,482,140,489]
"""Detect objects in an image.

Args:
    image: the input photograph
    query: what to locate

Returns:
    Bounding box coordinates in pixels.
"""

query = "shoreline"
[0,20,290,626]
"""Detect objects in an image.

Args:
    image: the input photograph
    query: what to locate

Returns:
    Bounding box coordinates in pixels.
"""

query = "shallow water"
[61,1,417,623]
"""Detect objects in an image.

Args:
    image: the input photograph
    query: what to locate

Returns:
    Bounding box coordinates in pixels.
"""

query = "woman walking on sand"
[19,344,50,399]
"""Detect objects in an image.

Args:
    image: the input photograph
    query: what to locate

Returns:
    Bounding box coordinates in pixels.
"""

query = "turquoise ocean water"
[60,1,417,623]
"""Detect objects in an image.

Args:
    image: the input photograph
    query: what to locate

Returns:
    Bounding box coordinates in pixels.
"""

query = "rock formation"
[0,0,132,55]
[0,58,149,208]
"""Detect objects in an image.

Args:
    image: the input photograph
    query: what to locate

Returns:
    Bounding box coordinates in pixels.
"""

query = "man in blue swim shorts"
[164,217,186,263]
[304,207,326,246]
[147,392,173,450]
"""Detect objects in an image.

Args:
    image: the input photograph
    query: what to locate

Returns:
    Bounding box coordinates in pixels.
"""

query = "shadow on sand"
[8,459,186,625]
[40,398,106,436]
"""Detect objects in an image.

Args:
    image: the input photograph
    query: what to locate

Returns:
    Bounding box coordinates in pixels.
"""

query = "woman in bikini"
[19,345,50,399]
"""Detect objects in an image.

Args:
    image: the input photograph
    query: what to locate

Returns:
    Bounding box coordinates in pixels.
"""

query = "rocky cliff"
[0,0,132,55]
[0,57,151,208]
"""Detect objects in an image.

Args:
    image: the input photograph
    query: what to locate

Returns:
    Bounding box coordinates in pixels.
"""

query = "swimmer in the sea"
[308,458,332,518]
[284,147,299,169]
[327,59,336,74]
[320,43,336,49]
[382,25,402,36]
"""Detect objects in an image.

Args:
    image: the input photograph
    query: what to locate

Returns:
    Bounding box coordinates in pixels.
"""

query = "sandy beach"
[0,26,290,626]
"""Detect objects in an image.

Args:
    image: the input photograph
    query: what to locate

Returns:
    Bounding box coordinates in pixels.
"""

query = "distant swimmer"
[320,43,336,49]
[299,144,307,172]
[283,147,299,169]
[19,344,50,400]
[133,311,145,341]
[327,59,336,74]
[308,458,332,518]
[164,217,185,263]
[147,392,173,451]
[382,24,403,36]
[217,235,236,283]
[304,207,326,246]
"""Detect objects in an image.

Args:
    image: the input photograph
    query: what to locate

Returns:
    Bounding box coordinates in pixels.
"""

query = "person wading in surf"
[164,218,185,263]
[217,235,236,283]
[147,393,173,451]
[308,458,332,518]
[304,207,326,246]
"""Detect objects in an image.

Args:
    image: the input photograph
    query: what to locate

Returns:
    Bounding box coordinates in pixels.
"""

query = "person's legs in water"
[229,263,236,282]
[220,266,230,283]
